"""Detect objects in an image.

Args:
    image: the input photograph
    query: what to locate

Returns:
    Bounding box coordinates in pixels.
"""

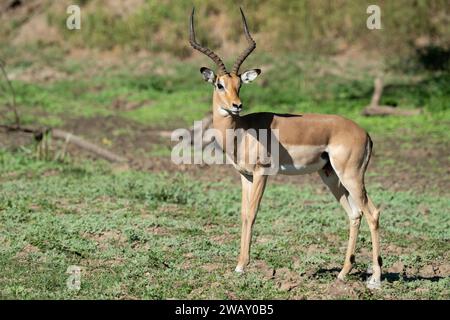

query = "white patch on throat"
[218,107,230,117]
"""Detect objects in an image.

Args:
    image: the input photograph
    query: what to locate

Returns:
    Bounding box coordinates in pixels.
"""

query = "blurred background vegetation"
[1,0,450,67]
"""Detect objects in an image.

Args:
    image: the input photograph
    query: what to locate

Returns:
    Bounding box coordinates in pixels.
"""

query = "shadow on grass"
[381,272,446,283]
[312,267,446,283]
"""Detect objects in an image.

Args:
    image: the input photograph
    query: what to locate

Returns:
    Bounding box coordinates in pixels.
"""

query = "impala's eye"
[217,83,224,90]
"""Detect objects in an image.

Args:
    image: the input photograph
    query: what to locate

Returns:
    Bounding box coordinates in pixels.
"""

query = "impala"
[188,8,382,289]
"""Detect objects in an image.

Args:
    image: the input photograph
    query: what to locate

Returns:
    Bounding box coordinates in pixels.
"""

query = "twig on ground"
[362,77,422,116]
[0,124,128,163]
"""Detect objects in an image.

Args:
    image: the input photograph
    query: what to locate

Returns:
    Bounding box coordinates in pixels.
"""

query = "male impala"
[189,8,382,289]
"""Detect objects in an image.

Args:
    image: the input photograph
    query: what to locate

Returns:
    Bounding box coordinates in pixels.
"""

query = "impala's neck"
[212,94,242,154]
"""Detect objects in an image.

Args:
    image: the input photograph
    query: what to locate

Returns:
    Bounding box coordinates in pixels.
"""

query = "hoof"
[235,265,245,273]
[337,272,347,281]
[366,275,381,289]
[366,265,373,275]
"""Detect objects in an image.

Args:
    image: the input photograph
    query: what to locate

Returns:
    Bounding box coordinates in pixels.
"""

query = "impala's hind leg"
[328,135,381,289]
[318,166,361,281]
[337,175,381,289]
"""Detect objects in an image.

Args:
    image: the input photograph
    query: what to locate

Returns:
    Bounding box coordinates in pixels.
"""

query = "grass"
[0,150,449,299]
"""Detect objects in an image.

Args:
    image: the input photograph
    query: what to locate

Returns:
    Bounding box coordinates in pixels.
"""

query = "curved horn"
[231,8,256,75]
[189,7,228,75]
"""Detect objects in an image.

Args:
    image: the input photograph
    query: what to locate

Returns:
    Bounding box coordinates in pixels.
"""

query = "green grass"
[0,150,448,299]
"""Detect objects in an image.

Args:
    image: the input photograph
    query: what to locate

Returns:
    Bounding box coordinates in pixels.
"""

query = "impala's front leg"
[236,173,267,273]
[236,174,251,272]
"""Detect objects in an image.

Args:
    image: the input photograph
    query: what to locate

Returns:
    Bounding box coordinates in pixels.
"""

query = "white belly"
[276,144,328,175]
[278,158,327,175]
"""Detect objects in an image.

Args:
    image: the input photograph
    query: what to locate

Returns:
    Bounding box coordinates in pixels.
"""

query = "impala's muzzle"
[231,103,242,114]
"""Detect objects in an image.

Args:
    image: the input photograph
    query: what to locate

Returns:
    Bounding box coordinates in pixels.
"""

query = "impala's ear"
[200,67,216,84]
[240,69,261,84]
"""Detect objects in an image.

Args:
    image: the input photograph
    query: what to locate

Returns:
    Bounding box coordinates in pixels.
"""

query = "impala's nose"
[230,103,242,115]
[232,103,242,110]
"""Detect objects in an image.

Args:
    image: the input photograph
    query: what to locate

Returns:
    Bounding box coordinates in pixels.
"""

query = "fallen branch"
[158,113,215,149]
[189,113,214,149]
[52,129,128,163]
[0,124,128,163]
[362,77,422,116]
[369,77,383,107]
[362,105,422,116]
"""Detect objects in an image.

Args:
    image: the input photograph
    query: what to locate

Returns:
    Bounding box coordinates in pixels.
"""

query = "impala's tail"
[363,134,380,221]
[362,134,373,175]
